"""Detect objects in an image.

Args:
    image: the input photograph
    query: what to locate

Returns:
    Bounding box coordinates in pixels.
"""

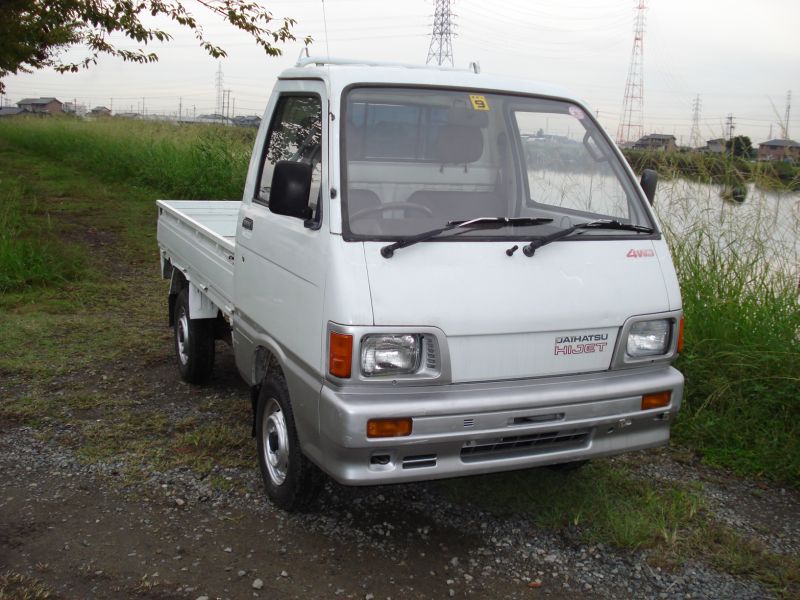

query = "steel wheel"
[262,397,289,486]
[255,373,323,511]
[176,308,190,366]
[171,287,215,384]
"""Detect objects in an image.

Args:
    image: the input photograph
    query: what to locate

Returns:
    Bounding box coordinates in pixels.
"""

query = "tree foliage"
[0,0,310,92]
[725,135,753,158]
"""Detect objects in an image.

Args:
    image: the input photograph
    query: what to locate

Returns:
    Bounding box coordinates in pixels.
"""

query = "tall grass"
[0,116,254,199]
[668,225,800,483]
[0,178,84,292]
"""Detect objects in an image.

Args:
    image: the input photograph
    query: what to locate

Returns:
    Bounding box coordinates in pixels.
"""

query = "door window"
[256,95,322,211]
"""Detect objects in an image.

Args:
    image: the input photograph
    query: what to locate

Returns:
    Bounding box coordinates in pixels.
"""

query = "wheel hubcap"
[176,309,190,365]
[262,398,289,486]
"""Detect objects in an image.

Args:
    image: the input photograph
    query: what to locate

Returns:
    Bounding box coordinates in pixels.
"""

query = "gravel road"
[2,350,796,600]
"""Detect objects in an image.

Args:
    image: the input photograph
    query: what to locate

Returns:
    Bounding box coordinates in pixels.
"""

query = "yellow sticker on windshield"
[469,95,490,111]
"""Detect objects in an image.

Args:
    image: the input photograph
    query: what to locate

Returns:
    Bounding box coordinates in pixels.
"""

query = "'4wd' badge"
[627,248,655,258]
[554,334,609,356]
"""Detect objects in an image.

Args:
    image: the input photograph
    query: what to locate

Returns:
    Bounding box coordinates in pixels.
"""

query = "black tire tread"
[256,373,322,511]
[173,287,215,384]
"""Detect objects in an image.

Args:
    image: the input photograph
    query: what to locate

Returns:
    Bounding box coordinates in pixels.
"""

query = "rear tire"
[256,373,322,511]
[173,287,215,384]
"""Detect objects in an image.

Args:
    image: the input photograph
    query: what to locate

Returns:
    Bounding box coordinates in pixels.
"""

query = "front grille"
[460,428,591,462]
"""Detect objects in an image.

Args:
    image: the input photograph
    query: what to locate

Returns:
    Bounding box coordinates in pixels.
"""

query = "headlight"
[626,319,671,357]
[361,334,421,376]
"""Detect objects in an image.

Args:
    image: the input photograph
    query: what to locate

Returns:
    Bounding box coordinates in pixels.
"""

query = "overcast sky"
[2,0,798,145]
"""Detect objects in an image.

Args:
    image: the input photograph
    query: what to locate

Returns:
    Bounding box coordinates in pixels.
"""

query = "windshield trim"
[339,83,659,243]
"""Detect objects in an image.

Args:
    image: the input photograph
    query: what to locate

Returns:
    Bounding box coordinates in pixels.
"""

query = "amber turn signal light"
[329,332,353,378]
[641,391,671,410]
[367,418,413,438]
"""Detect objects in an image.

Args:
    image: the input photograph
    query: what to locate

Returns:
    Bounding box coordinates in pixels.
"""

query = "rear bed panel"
[157,200,240,316]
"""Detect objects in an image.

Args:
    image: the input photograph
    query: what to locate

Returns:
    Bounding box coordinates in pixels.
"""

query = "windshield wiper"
[380,217,553,258]
[520,219,654,257]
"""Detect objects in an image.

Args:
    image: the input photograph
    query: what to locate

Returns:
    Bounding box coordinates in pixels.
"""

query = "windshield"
[341,87,654,241]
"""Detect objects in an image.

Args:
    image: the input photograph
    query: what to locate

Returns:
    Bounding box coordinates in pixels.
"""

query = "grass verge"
[0,177,84,292]
[669,228,800,484]
[442,464,799,597]
[0,116,253,199]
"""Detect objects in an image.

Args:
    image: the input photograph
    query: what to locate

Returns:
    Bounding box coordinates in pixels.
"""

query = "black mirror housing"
[640,168,658,206]
[269,161,313,219]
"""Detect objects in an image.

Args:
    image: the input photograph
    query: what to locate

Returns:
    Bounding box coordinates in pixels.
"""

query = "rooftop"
[278,56,579,105]
[759,138,799,148]
[18,97,61,105]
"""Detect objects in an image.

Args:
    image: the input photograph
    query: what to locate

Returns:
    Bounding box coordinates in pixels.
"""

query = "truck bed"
[156,200,240,318]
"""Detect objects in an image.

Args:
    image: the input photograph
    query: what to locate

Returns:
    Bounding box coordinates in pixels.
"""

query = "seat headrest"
[434,124,484,164]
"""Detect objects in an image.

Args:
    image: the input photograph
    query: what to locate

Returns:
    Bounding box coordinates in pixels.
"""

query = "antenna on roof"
[321,0,331,59]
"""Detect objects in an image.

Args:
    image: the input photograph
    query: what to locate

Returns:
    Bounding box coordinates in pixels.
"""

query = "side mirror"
[640,168,658,206]
[268,160,313,219]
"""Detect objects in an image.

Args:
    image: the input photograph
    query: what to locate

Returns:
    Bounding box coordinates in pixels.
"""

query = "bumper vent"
[402,454,437,469]
[461,428,591,462]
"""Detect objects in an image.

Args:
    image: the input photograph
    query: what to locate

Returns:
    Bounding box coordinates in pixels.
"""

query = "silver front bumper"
[306,366,683,485]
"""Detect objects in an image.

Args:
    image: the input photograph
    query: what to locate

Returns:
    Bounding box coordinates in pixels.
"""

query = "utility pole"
[689,94,702,149]
[215,63,224,116]
[426,0,455,67]
[726,114,735,141]
[142,96,146,117]
[110,98,113,114]
[784,90,792,139]
[178,97,182,122]
[616,0,646,145]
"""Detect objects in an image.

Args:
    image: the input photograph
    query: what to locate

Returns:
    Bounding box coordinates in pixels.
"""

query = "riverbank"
[623,149,800,192]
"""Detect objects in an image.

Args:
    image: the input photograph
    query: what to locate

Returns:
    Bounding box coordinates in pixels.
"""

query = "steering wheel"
[350,201,434,220]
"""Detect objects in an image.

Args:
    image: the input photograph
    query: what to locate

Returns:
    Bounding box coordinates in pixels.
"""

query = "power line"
[689,94,702,148]
[426,0,455,67]
[617,0,646,144]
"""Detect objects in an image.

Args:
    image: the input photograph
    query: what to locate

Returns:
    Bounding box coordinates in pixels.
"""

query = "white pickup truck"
[157,57,684,511]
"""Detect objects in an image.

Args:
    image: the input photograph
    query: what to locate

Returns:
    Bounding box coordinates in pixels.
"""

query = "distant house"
[232,115,261,128]
[757,139,800,162]
[705,138,726,154]
[17,97,63,114]
[196,113,229,124]
[89,106,112,118]
[633,133,677,151]
[0,107,28,117]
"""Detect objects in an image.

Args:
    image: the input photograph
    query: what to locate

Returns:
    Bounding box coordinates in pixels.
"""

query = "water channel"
[654,179,800,280]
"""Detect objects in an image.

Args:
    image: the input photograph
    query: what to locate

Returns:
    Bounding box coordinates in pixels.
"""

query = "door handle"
[242,217,254,231]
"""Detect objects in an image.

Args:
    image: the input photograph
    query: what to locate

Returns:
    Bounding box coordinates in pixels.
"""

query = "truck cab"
[157,57,684,510]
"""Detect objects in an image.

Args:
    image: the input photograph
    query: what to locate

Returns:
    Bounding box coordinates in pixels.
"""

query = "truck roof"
[278,56,580,104]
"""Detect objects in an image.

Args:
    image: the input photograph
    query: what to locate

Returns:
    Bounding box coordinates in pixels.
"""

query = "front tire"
[173,287,215,384]
[256,374,322,511]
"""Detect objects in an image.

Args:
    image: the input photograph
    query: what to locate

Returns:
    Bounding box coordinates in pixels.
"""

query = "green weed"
[0,116,253,199]
[0,177,84,292]
[668,226,800,484]
[442,462,703,550]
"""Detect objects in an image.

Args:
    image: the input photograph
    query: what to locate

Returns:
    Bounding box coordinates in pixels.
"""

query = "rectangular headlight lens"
[361,334,421,376]
[626,319,671,357]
